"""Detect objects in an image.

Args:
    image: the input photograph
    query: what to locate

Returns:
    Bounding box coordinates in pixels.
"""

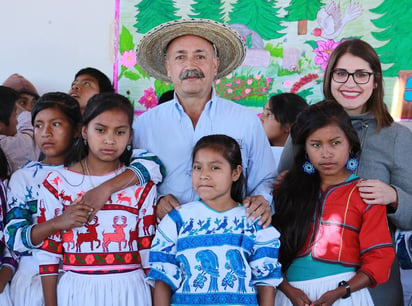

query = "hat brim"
[136,18,246,82]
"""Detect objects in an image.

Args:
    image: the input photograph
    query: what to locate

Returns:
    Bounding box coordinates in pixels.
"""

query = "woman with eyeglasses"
[277,39,412,306]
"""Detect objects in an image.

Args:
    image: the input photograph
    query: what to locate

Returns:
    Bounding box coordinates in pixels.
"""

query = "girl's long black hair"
[272,100,361,272]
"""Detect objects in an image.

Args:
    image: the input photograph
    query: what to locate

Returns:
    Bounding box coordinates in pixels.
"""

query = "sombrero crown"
[136,18,246,82]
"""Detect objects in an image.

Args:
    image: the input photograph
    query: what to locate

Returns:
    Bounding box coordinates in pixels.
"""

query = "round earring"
[346,156,358,172]
[126,144,131,151]
[302,160,316,175]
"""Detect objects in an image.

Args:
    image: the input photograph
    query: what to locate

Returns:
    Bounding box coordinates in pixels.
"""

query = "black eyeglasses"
[331,69,374,84]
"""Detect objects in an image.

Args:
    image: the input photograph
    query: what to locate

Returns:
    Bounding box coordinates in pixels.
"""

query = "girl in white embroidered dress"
[35,93,155,306]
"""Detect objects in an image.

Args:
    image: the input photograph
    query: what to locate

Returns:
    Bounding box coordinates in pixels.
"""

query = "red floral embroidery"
[69,254,76,264]
[85,254,95,265]
[105,254,115,264]
[124,253,132,263]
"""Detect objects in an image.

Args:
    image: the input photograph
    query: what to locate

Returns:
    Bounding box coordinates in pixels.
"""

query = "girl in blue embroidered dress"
[147,134,282,306]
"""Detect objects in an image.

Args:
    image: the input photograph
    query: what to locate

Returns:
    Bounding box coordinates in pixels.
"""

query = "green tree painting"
[284,0,322,35]
[134,0,178,34]
[190,0,225,22]
[228,0,285,40]
[371,0,412,76]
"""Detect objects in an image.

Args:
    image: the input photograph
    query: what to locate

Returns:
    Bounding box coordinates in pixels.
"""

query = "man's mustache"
[179,69,205,80]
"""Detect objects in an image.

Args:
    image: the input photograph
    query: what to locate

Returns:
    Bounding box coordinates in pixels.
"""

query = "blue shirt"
[133,90,276,206]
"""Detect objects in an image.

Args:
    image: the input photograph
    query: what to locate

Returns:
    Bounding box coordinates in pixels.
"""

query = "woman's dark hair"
[268,93,308,126]
[74,67,114,93]
[323,39,393,130]
[31,92,82,165]
[192,134,245,203]
[272,100,361,272]
[0,86,18,126]
[0,147,10,180]
[77,93,133,165]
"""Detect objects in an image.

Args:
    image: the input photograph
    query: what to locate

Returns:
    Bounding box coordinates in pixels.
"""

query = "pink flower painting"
[138,87,158,109]
[120,50,137,68]
[313,39,340,71]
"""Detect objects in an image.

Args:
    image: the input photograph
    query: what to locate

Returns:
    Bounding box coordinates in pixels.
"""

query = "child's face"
[305,123,351,184]
[34,107,77,165]
[16,93,37,112]
[192,147,241,208]
[260,101,289,146]
[69,74,100,113]
[82,108,131,164]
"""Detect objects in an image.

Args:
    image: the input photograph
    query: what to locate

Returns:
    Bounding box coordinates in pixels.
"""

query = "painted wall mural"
[114,0,412,119]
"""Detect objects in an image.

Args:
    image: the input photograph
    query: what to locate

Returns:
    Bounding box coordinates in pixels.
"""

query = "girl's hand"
[357,179,398,206]
[156,194,180,220]
[279,280,312,306]
[55,198,92,230]
[76,185,112,221]
[287,287,312,306]
[311,288,344,306]
[243,195,271,228]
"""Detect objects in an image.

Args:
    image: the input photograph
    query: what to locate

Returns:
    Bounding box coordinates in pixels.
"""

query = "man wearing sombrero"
[133,18,276,221]
[76,19,276,230]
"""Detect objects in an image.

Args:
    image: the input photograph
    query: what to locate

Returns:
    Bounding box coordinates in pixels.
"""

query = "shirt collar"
[171,88,217,120]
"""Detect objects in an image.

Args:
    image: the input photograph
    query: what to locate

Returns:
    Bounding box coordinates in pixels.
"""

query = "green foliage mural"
[115,0,412,119]
[190,0,225,21]
[228,0,286,40]
[134,0,178,33]
[371,0,412,77]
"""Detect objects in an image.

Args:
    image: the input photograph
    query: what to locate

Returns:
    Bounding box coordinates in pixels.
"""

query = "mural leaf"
[119,26,135,54]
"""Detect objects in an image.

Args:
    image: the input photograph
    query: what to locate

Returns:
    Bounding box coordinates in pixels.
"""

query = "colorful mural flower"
[313,39,340,71]
[138,87,158,109]
[120,50,137,68]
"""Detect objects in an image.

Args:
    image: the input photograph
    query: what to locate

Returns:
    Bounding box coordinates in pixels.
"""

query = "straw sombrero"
[136,18,246,82]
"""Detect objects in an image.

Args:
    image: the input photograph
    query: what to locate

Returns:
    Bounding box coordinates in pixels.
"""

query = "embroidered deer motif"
[140,207,156,236]
[59,190,73,204]
[128,226,138,251]
[116,191,132,206]
[102,216,127,252]
[76,216,101,252]
[63,229,75,250]
[37,200,46,224]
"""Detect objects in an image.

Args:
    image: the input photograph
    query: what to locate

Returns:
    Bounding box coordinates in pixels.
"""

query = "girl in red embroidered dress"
[273,101,394,306]
[34,93,156,306]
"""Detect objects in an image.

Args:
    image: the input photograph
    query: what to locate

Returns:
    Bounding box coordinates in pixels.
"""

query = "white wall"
[0,0,115,95]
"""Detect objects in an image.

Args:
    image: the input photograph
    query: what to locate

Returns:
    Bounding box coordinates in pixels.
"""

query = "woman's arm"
[153,280,171,306]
